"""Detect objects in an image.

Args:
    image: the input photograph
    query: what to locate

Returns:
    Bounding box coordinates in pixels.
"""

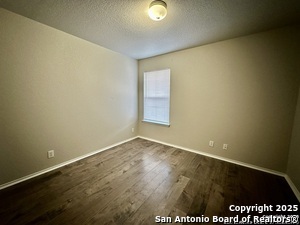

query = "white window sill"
[142,119,170,127]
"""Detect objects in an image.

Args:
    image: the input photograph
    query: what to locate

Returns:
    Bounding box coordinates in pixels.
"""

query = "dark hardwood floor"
[0,138,298,225]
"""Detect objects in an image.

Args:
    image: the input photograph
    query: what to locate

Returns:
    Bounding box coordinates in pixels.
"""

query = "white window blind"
[143,69,170,126]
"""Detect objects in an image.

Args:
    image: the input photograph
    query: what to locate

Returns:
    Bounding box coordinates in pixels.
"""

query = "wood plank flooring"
[0,138,298,225]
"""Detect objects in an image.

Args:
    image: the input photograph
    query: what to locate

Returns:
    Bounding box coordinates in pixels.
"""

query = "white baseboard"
[0,136,138,191]
[138,136,285,176]
[138,136,300,202]
[284,175,300,202]
[1,135,299,202]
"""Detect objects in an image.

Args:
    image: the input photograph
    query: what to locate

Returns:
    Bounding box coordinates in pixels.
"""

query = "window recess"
[143,68,170,126]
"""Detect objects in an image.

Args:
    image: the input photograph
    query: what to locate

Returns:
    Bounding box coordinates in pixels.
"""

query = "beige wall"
[0,9,138,185]
[138,26,300,172]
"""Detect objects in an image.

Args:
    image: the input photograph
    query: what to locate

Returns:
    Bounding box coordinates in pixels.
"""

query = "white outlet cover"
[48,150,54,158]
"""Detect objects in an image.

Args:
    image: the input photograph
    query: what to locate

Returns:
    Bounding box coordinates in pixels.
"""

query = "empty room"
[0,0,299,224]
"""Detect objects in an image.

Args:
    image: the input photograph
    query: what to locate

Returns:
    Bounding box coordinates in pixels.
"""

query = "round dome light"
[148,0,167,21]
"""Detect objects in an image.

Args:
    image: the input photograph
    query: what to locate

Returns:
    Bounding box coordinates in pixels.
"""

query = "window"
[143,69,170,126]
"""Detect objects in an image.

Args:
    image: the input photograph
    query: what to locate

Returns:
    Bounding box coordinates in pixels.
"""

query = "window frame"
[142,68,171,126]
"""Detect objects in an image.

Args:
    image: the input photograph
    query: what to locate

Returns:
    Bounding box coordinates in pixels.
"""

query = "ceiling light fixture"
[148,0,167,21]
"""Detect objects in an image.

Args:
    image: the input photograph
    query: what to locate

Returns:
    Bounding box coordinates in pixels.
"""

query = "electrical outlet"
[223,144,228,150]
[209,141,214,147]
[131,128,135,133]
[47,150,55,158]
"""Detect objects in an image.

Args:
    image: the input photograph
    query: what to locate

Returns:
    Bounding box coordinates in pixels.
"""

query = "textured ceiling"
[1,0,300,59]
